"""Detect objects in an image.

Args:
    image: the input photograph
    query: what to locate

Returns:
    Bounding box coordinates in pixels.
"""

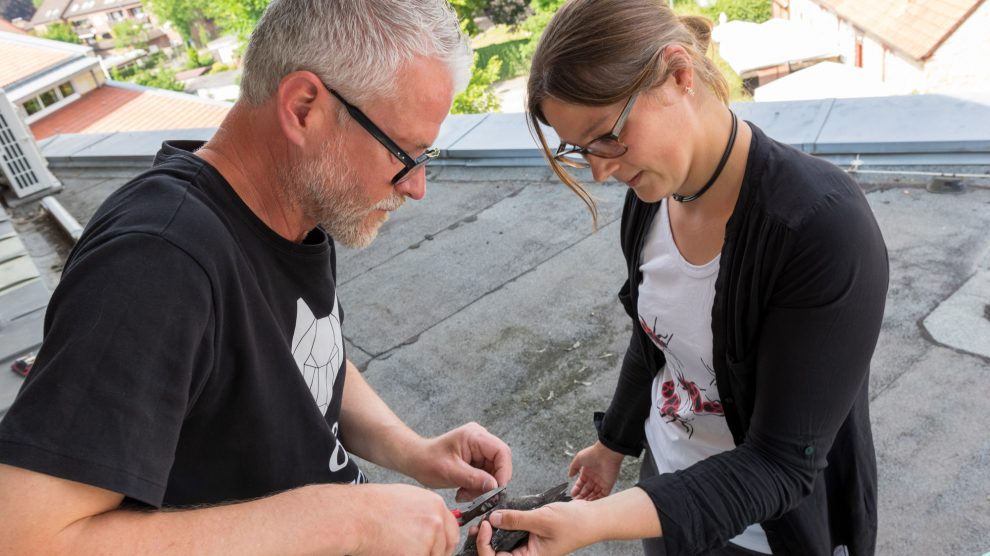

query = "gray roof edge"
[38,94,990,168]
[41,128,217,165]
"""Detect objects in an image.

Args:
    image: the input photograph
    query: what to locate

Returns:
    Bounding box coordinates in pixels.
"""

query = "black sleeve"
[596,325,654,457]
[637,192,889,555]
[0,233,215,507]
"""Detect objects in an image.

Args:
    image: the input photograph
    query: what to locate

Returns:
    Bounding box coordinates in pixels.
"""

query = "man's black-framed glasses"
[554,92,640,169]
[323,84,439,185]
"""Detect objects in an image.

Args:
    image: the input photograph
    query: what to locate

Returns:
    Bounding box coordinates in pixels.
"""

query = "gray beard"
[282,142,404,249]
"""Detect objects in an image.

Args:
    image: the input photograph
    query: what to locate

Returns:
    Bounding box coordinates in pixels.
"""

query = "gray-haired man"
[0,1,511,554]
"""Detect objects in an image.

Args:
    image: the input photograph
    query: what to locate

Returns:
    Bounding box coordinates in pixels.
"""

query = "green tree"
[202,0,269,39]
[449,0,487,36]
[673,0,772,23]
[144,0,208,43]
[132,67,185,91]
[112,20,149,49]
[451,53,502,114]
[40,22,82,44]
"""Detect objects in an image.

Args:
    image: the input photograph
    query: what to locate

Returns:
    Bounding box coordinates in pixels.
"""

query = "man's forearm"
[57,485,358,555]
[338,359,425,476]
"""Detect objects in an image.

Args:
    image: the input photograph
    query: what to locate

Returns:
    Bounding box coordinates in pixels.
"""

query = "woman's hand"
[567,441,625,500]
[473,488,661,556]
[474,500,597,556]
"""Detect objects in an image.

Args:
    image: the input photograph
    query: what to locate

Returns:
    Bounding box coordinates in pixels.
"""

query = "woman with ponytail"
[476,1,888,555]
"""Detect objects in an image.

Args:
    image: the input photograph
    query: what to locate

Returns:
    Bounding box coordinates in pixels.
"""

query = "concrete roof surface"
[1,155,988,553]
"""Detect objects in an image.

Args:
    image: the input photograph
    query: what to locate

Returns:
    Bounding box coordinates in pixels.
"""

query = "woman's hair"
[240,0,472,107]
[526,0,729,225]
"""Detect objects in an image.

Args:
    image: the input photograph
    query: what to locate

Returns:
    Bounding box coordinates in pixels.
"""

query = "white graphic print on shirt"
[291,297,364,483]
[639,316,723,439]
[291,296,343,413]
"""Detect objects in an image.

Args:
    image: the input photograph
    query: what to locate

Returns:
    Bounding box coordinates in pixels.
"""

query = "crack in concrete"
[364,214,623,366]
[339,183,530,287]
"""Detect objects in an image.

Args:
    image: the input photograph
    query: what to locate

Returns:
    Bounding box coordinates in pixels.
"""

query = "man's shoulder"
[87,156,234,252]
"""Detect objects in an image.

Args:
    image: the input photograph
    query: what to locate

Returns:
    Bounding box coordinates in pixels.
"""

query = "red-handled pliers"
[450,486,506,526]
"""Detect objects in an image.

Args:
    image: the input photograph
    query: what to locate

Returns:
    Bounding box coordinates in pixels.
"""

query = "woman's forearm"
[585,486,662,542]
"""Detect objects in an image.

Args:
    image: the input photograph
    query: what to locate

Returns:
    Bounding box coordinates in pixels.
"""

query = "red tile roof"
[0,19,27,34]
[816,0,985,60]
[30,84,230,140]
[0,38,76,88]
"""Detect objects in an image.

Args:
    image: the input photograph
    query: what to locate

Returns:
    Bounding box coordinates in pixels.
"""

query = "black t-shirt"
[0,141,365,507]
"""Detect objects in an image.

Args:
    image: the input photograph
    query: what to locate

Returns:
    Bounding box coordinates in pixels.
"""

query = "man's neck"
[196,104,314,243]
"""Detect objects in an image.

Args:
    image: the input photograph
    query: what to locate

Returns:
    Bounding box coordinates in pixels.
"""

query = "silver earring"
[685,86,695,96]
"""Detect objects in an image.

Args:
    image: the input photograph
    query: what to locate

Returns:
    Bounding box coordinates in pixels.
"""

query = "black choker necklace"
[672,110,739,203]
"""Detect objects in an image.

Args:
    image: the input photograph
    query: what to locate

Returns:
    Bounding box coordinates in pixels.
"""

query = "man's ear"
[275,71,332,148]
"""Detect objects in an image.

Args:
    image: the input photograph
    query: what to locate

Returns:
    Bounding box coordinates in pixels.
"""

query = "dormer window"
[21,81,78,119]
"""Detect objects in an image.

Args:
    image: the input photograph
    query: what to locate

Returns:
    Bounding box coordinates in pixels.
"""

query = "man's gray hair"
[240,0,472,106]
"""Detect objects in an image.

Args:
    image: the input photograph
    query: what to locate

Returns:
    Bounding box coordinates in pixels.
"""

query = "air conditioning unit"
[0,90,61,199]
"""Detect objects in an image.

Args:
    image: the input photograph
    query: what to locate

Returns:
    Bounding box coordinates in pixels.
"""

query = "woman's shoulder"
[745,123,869,233]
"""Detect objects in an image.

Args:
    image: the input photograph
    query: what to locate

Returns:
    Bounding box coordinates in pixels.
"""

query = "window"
[20,80,79,119]
[23,98,43,116]
[39,89,59,107]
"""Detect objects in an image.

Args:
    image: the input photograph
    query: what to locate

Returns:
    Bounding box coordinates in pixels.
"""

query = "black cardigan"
[596,124,888,555]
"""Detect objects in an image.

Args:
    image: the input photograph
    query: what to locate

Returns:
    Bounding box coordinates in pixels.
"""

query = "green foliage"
[130,68,186,91]
[449,0,487,36]
[673,0,772,23]
[40,22,81,44]
[145,0,206,42]
[530,0,566,12]
[147,0,270,43]
[451,53,502,114]
[111,52,185,92]
[474,37,529,81]
[184,45,213,69]
[185,44,201,67]
[209,63,238,73]
[203,0,269,39]
[112,20,149,49]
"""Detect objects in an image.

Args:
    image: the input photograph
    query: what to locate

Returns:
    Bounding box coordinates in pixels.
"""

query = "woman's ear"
[662,44,695,94]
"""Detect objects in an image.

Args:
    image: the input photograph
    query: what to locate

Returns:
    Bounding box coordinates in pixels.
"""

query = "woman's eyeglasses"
[553,92,639,169]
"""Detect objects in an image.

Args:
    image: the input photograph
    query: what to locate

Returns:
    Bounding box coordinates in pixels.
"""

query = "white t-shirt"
[639,198,771,554]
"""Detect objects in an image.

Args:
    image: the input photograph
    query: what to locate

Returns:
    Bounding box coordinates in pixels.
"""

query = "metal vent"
[0,91,59,199]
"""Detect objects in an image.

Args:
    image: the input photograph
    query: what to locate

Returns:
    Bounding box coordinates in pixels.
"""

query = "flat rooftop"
[2,93,989,553]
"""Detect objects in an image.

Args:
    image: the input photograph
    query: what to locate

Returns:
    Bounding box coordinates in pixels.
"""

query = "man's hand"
[567,441,624,500]
[350,483,460,556]
[408,422,513,502]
